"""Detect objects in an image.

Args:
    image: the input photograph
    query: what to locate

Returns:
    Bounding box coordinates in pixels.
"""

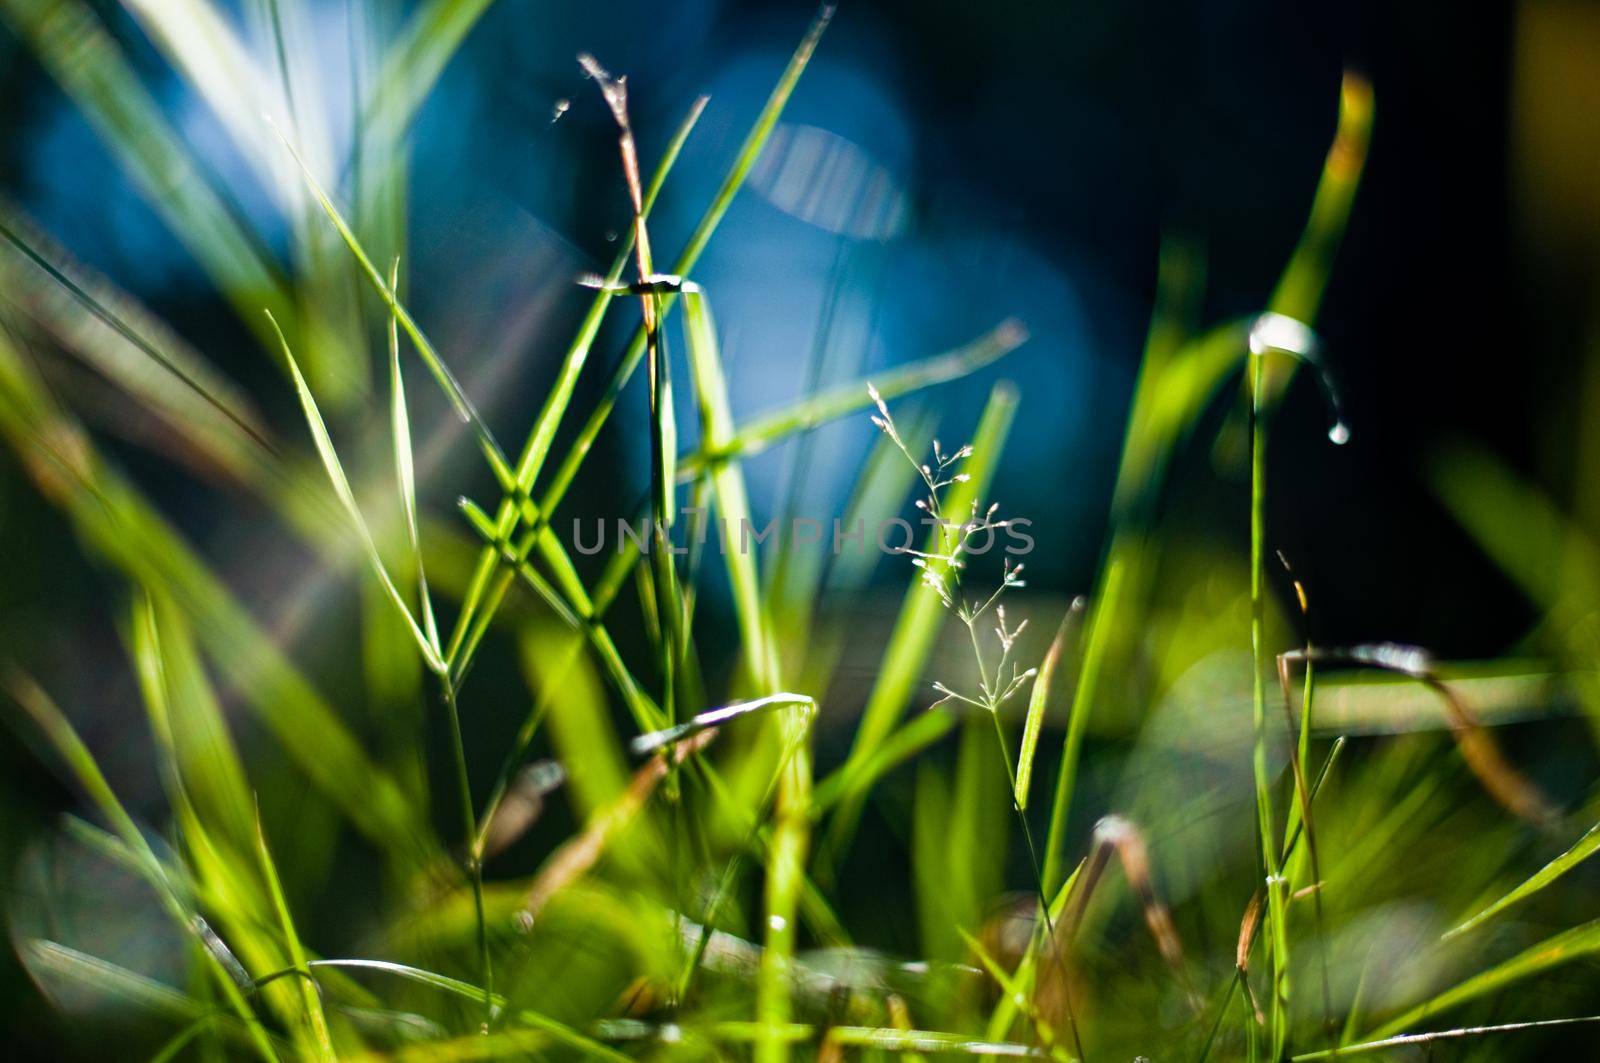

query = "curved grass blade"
[1366,917,1600,1041]
[1015,599,1084,812]
[1295,1016,1600,1060]
[679,318,1027,478]
[824,1027,1048,1058]
[447,5,834,688]
[530,2,836,526]
[253,809,334,1061]
[1283,643,1556,828]
[1447,821,1600,940]
[388,258,441,655]
[631,693,814,756]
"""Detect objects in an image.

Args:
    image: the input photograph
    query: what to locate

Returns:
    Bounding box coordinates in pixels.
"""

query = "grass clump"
[4,3,1600,1062]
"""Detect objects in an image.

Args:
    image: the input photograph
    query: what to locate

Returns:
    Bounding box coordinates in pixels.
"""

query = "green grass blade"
[531,2,836,525]
[1268,74,1374,338]
[678,319,1026,479]
[253,809,335,1061]
[1367,918,1600,1041]
[267,311,444,674]
[127,592,257,858]
[1447,821,1600,940]
[812,707,955,812]
[388,259,441,655]
[363,0,500,155]
[683,289,779,688]
[675,4,833,278]
[1015,602,1082,812]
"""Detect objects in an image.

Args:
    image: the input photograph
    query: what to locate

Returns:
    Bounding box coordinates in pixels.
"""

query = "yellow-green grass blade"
[684,289,780,689]
[0,0,296,347]
[127,593,255,862]
[812,706,955,812]
[253,810,335,1061]
[126,593,322,1041]
[1366,918,1600,1042]
[1039,316,1322,895]
[1447,821,1600,940]
[1213,71,1373,455]
[1037,82,1369,874]
[389,259,441,655]
[756,705,814,1063]
[454,505,664,732]
[913,720,1008,965]
[1015,603,1082,812]
[454,318,1013,697]
[0,206,394,579]
[3,671,280,1061]
[1430,444,1600,639]
[517,628,630,821]
[678,319,1026,479]
[1268,73,1375,360]
[267,311,444,674]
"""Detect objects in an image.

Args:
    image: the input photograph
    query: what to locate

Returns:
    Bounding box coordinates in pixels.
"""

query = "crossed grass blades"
[5,2,1600,1059]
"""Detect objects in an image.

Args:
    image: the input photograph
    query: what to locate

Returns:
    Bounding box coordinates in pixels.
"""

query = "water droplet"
[1327,421,1350,446]
[551,98,570,123]
[768,914,788,932]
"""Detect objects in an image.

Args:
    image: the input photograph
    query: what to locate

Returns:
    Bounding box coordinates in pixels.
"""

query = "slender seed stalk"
[441,678,491,1028]
[1250,344,1290,1054]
